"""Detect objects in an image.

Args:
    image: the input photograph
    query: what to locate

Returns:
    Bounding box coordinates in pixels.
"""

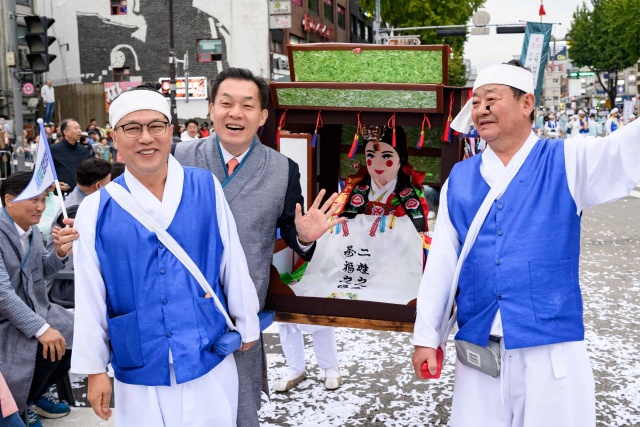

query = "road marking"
[630,186,640,199]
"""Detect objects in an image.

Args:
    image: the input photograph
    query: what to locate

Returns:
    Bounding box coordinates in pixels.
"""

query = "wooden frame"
[261,44,467,331]
[277,133,316,210]
[270,82,444,113]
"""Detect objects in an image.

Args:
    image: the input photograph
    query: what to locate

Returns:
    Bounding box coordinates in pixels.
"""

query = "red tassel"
[539,1,546,16]
[416,114,431,148]
[348,112,362,159]
[311,110,323,148]
[348,133,359,159]
[277,110,287,147]
[441,93,454,143]
[387,113,397,147]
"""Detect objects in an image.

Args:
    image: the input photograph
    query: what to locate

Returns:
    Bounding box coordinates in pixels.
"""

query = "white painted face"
[365,140,400,188]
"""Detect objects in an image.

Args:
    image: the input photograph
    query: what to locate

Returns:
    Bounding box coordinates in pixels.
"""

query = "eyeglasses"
[116,120,170,138]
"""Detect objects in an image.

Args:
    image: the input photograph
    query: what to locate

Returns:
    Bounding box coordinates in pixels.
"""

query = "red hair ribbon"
[276,109,287,147]
[416,114,432,149]
[348,112,362,159]
[441,93,458,143]
[311,110,323,148]
[388,113,397,147]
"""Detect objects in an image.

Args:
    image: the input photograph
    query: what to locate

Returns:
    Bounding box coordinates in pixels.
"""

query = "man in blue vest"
[411,60,640,427]
[605,107,623,135]
[70,85,261,426]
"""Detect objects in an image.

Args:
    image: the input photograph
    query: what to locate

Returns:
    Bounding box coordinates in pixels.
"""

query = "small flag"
[13,119,58,202]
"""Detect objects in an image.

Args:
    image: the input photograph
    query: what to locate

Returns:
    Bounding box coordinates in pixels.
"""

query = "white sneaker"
[274,372,306,392]
[427,211,436,220]
[324,367,342,390]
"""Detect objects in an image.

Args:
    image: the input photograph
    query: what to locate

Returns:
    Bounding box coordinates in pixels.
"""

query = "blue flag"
[13,119,58,202]
[520,22,553,106]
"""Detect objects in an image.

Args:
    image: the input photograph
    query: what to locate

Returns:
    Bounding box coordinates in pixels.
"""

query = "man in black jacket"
[49,119,91,192]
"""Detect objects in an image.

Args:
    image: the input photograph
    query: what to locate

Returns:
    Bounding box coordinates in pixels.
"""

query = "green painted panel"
[292,50,443,84]
[277,88,437,110]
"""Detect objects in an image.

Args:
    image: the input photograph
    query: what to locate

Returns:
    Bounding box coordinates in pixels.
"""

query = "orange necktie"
[227,158,239,175]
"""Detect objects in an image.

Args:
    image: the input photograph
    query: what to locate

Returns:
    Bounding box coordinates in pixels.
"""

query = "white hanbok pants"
[450,340,595,427]
[113,355,238,427]
[278,324,339,374]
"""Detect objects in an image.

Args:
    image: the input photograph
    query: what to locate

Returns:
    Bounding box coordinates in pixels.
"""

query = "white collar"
[122,155,184,229]
[370,177,397,201]
[14,221,32,239]
[480,131,539,188]
[218,140,250,165]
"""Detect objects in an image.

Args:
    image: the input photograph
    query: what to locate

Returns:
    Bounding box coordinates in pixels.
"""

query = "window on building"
[271,39,284,54]
[308,0,319,14]
[323,0,333,23]
[113,67,131,82]
[337,5,345,29]
[290,34,306,44]
[553,78,559,83]
[351,15,358,34]
[197,39,222,62]
[110,0,127,15]
[16,0,31,5]
[17,25,27,46]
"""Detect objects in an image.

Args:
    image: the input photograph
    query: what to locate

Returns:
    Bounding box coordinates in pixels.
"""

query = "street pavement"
[44,187,640,426]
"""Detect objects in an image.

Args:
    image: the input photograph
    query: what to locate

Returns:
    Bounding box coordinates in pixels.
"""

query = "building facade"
[0,0,374,122]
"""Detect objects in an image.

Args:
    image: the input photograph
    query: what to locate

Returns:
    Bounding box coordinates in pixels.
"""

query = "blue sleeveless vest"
[95,168,227,386]
[447,139,584,350]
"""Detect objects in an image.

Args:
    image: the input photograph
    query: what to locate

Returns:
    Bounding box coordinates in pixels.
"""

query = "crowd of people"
[0,61,639,427]
[533,106,636,139]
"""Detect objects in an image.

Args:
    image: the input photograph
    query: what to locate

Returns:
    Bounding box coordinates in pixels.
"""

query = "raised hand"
[295,189,347,244]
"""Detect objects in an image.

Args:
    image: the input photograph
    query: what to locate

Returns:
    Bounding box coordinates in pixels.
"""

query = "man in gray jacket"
[0,172,78,426]
[174,67,344,427]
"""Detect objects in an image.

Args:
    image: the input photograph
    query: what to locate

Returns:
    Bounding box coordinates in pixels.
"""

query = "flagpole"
[54,179,69,220]
[36,118,68,222]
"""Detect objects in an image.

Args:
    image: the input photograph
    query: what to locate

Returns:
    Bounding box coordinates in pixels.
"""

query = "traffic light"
[436,27,467,37]
[496,25,526,34]
[25,16,56,72]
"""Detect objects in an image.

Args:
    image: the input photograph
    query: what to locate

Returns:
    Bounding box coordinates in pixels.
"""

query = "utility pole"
[168,0,179,136]
[8,0,26,171]
[373,0,381,44]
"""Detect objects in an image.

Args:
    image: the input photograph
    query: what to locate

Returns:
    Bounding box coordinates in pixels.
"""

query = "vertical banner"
[520,22,553,106]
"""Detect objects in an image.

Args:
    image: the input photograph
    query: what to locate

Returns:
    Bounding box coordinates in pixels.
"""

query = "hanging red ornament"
[539,0,546,16]
[276,109,287,147]
[441,92,458,143]
[311,110,323,148]
[387,113,397,147]
[348,112,362,159]
[416,114,431,148]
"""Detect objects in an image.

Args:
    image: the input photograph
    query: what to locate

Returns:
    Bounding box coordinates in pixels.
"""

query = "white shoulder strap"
[438,144,533,346]
[104,182,236,331]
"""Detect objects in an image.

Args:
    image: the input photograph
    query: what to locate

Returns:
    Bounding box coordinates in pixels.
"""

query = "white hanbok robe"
[413,121,640,427]
[71,156,260,426]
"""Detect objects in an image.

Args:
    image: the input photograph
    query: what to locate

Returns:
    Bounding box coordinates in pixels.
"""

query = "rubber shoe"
[26,407,44,427]
[34,393,70,419]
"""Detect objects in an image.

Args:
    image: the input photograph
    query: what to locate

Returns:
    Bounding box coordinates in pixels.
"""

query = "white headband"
[451,64,535,134]
[109,89,171,127]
